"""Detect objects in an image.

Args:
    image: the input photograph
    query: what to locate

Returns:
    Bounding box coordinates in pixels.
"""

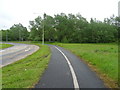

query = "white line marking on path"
[25,48,30,52]
[0,50,5,52]
[55,46,80,90]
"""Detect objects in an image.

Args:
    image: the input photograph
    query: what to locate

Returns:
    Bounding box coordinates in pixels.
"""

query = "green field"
[0,43,13,49]
[2,42,118,88]
[57,43,118,87]
[2,42,51,88]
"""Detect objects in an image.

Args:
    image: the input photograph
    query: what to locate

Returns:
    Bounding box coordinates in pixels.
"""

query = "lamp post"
[19,29,21,41]
[118,1,120,27]
[6,30,8,42]
[3,26,8,42]
[33,12,45,45]
[42,13,45,45]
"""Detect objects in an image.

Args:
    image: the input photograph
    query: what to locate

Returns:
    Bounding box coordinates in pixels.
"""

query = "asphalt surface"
[0,42,39,67]
[35,45,107,89]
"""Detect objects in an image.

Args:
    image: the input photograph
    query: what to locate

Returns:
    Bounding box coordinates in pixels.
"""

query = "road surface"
[35,45,107,89]
[0,42,39,67]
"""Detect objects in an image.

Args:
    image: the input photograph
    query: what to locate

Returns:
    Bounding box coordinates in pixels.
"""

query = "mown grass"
[56,43,118,87]
[0,68,1,90]
[0,43,13,49]
[2,42,51,88]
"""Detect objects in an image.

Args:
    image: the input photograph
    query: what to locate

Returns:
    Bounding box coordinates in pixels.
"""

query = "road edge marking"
[55,46,80,89]
[25,48,31,52]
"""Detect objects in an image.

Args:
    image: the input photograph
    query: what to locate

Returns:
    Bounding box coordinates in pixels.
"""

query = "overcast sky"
[0,0,119,30]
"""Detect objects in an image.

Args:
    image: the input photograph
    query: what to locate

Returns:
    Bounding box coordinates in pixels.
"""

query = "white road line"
[0,50,5,52]
[55,46,80,89]
[25,48,31,52]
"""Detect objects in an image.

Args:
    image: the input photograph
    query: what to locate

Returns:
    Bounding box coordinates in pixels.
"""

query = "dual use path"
[35,45,107,89]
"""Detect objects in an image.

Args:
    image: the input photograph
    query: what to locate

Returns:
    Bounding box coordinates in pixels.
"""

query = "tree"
[27,13,118,43]
[9,23,29,41]
[43,14,56,42]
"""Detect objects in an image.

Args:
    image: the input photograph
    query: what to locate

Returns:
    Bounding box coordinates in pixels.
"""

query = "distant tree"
[28,13,118,43]
[29,16,43,41]
[9,23,29,41]
[0,30,6,41]
[0,23,29,41]
[43,14,56,42]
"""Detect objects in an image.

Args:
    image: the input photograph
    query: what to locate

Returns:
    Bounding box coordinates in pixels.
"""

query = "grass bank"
[56,43,118,88]
[2,42,51,88]
[0,43,13,49]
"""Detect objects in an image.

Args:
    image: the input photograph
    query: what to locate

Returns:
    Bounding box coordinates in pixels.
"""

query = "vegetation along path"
[2,42,51,88]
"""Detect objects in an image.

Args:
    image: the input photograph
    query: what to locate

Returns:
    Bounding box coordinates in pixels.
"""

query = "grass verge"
[2,42,51,88]
[56,43,118,88]
[0,43,13,49]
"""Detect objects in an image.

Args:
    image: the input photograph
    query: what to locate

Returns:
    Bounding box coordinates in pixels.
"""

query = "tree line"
[0,24,29,41]
[0,13,119,43]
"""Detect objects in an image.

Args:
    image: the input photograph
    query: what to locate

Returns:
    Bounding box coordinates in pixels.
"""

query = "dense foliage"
[0,23,29,41]
[0,13,119,43]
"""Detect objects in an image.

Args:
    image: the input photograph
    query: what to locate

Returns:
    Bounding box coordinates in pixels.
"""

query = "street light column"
[42,13,45,45]
[33,12,45,45]
[6,30,8,42]
[42,22,44,45]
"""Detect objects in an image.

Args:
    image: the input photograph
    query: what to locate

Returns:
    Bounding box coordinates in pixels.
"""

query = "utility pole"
[42,13,45,45]
[6,30,8,42]
[118,1,120,17]
[19,29,21,41]
[4,26,8,42]
[118,1,120,27]
[33,12,45,45]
